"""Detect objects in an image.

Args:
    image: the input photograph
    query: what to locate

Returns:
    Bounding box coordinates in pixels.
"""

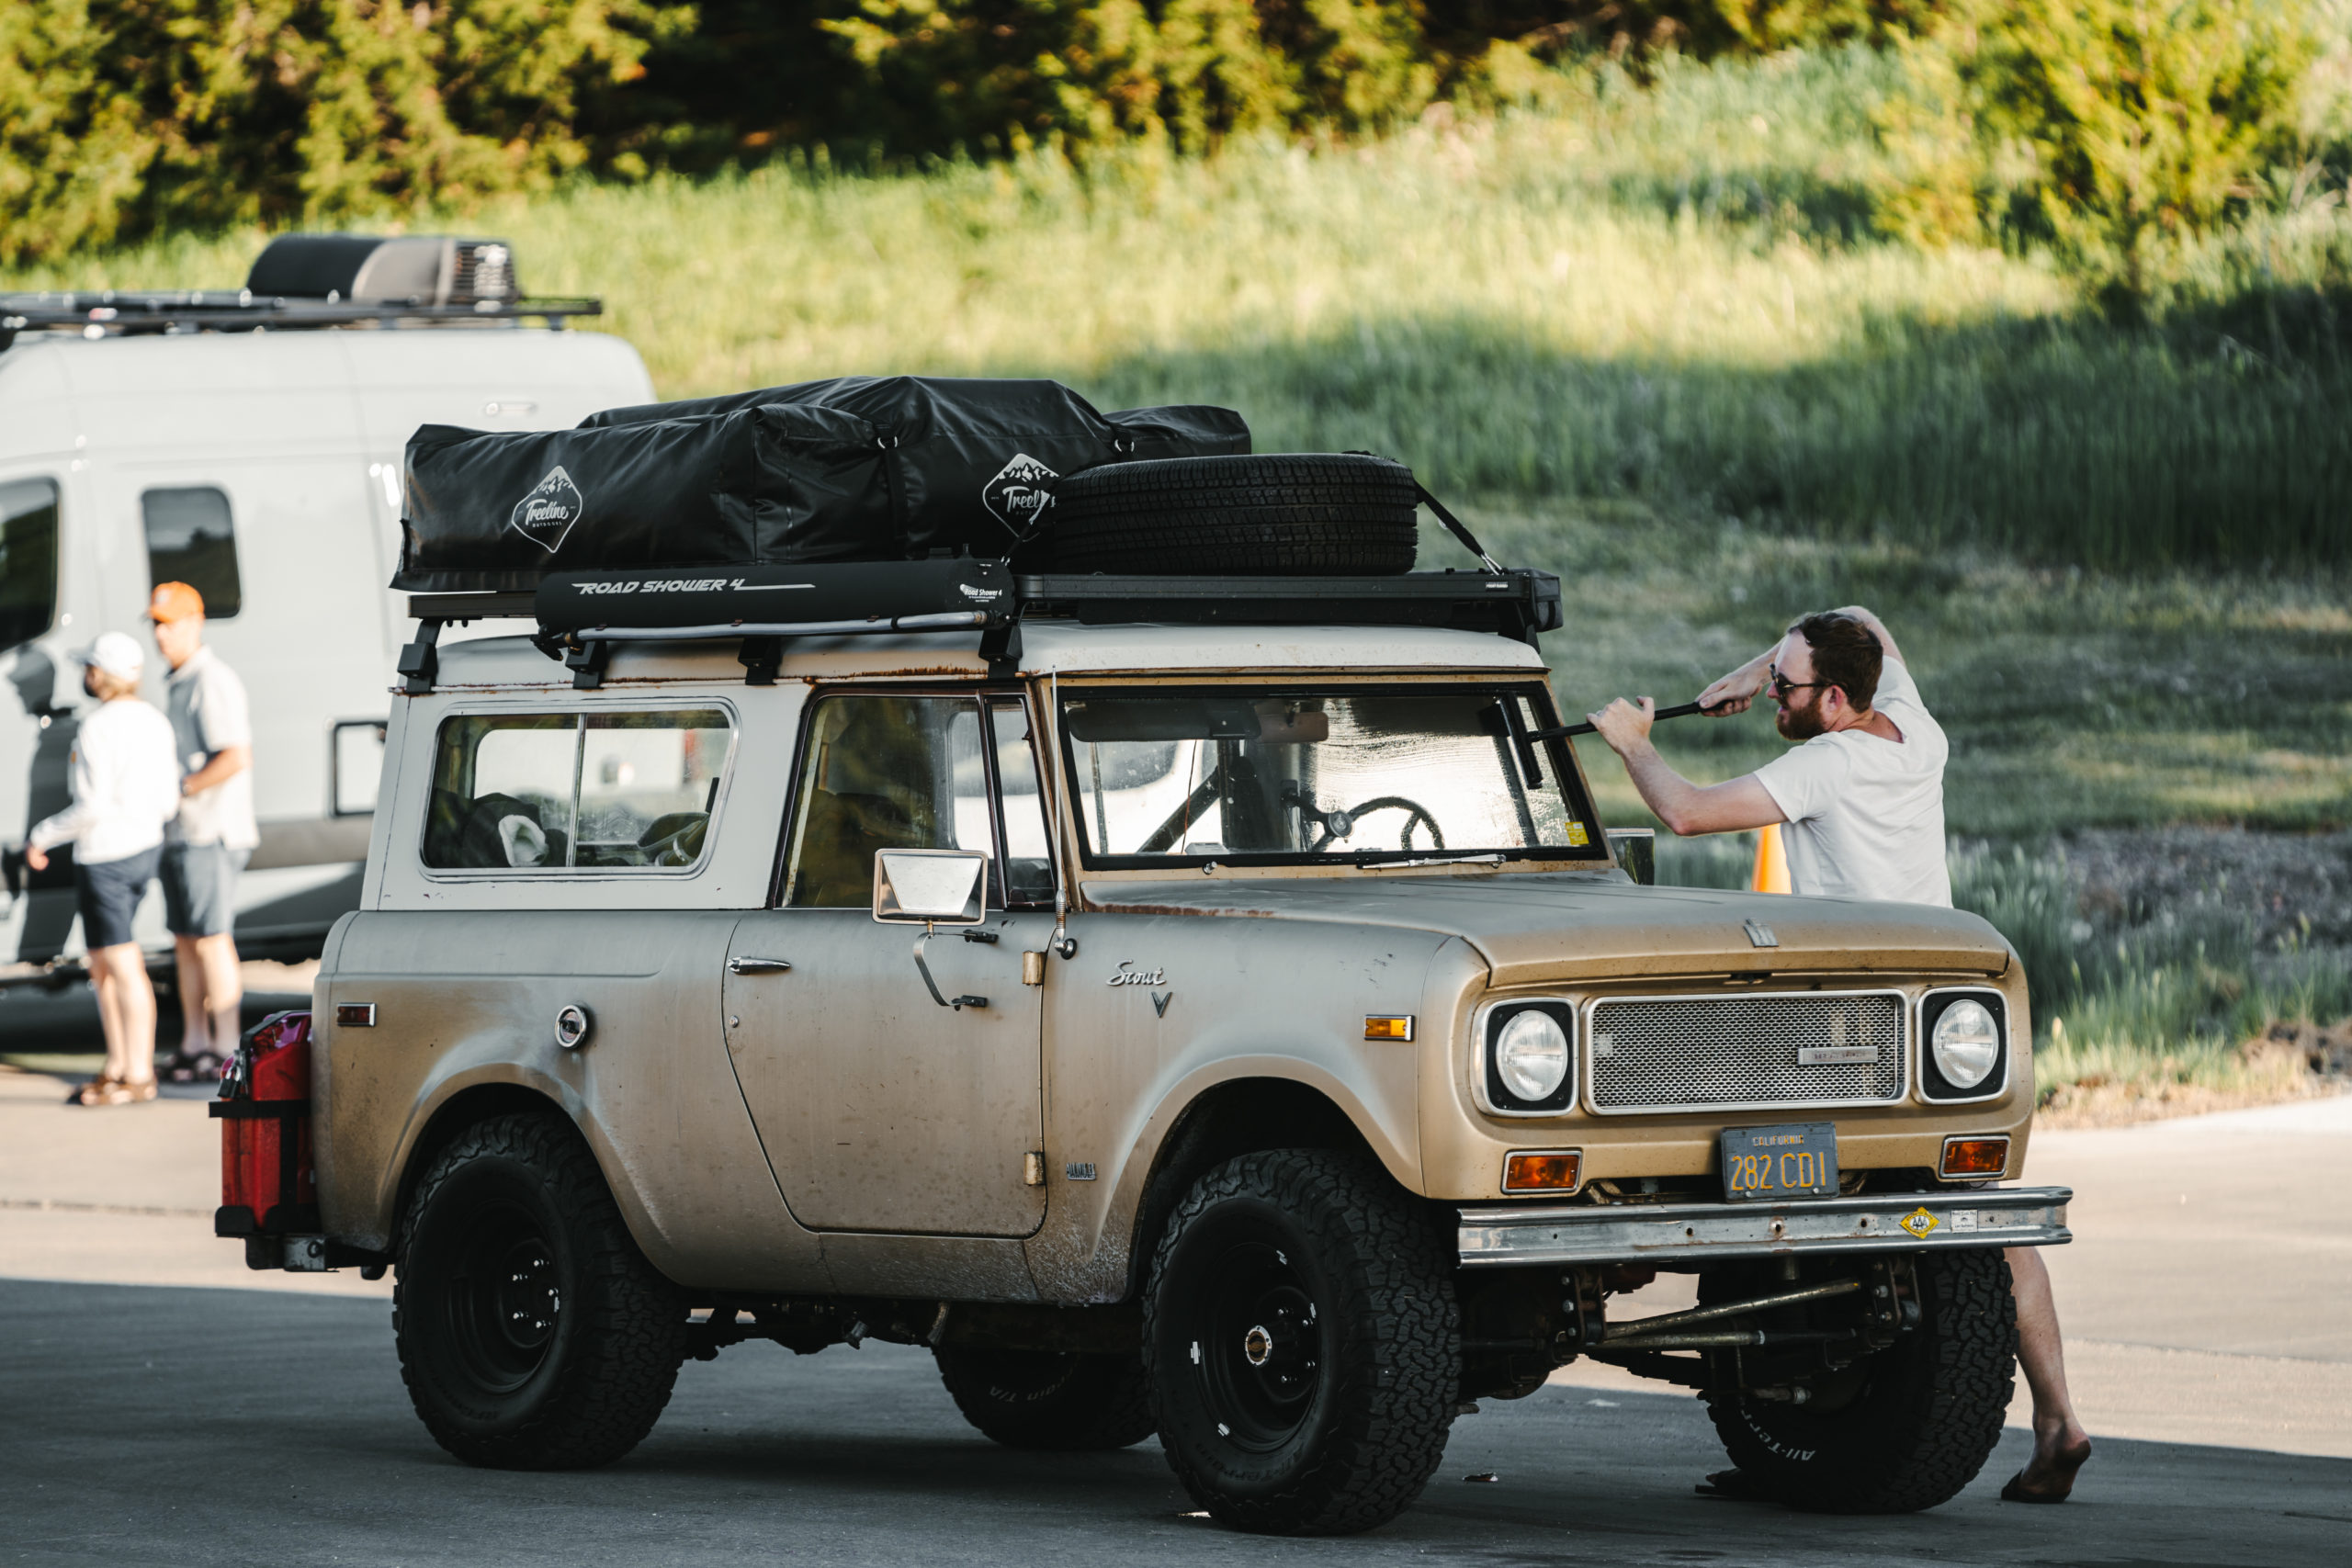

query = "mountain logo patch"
[509,466,585,553]
[982,454,1059,535]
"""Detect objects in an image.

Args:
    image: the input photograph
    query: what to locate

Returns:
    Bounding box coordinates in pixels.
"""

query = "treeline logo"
[982,454,1058,535]
[509,466,584,552]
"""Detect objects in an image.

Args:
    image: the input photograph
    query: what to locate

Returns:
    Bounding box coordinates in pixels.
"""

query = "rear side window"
[423,707,733,872]
[0,478,59,655]
[141,487,241,618]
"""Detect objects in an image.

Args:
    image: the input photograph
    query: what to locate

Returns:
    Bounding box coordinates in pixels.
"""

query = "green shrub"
[1888,0,2320,305]
[1950,843,2083,1010]
[0,1,692,265]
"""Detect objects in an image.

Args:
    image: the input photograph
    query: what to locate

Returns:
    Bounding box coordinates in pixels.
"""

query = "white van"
[0,235,655,975]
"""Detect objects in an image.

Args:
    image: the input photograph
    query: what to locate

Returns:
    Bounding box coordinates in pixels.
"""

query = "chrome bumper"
[1456,1186,2071,1268]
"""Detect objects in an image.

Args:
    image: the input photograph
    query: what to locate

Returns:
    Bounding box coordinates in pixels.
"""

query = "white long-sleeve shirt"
[28,697,182,865]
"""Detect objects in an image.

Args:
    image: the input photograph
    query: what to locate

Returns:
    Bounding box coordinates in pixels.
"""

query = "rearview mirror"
[872,848,989,925]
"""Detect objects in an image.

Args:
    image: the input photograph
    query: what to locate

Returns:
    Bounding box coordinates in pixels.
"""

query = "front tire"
[1144,1149,1458,1535]
[934,1346,1156,1450]
[394,1113,688,1469]
[1704,1247,2017,1512]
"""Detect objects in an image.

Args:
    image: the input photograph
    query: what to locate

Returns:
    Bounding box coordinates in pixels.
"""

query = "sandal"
[73,1072,123,1106]
[78,1076,158,1107]
[2000,1438,2092,1504]
[164,1050,229,1086]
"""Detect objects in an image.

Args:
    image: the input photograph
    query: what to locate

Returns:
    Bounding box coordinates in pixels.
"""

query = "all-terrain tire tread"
[1053,455,1418,576]
[1143,1148,1458,1535]
[393,1112,687,1471]
[1705,1248,2016,1514]
[934,1348,1157,1450]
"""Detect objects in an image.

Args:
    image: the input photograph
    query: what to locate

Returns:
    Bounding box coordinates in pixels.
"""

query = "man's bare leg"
[192,931,242,1059]
[173,934,210,1059]
[2006,1246,2092,1500]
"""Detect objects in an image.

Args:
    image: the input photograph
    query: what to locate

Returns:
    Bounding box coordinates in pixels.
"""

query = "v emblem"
[1151,991,1172,1018]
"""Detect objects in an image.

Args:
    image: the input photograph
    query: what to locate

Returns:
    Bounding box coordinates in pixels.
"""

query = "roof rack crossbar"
[584,611,991,642]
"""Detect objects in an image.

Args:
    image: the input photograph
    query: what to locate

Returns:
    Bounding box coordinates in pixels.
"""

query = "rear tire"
[1143,1149,1458,1535]
[394,1113,687,1469]
[1051,455,1419,576]
[934,1346,1156,1450]
[1703,1248,2017,1512]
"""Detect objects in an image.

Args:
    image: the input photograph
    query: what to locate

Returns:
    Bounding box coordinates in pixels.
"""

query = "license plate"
[1720,1122,1839,1202]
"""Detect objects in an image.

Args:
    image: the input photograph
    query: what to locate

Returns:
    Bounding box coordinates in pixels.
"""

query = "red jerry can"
[211,1010,318,1240]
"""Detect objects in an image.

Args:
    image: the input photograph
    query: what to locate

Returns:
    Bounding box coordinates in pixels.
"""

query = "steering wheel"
[1309,796,1444,853]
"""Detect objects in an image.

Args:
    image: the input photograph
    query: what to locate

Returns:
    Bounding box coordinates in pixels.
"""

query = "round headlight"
[1931,999,2001,1090]
[1495,1010,1570,1102]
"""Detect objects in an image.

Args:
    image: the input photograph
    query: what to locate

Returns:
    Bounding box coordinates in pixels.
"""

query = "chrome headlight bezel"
[1918,988,2008,1102]
[1478,1000,1577,1116]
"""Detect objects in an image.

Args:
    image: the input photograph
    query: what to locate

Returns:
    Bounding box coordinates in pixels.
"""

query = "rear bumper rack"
[1455,1185,2071,1268]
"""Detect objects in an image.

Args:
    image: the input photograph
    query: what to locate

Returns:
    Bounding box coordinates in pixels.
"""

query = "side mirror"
[1605,828,1656,886]
[872,848,989,926]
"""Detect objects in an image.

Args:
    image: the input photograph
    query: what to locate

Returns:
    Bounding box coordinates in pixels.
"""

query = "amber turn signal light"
[1363,1015,1416,1042]
[1502,1150,1581,1193]
[1940,1134,2010,1179]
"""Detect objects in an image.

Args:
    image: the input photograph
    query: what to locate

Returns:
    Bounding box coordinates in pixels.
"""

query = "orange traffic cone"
[1750,822,1791,894]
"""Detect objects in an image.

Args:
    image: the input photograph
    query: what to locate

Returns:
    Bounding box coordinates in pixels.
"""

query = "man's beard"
[1776,693,1827,740]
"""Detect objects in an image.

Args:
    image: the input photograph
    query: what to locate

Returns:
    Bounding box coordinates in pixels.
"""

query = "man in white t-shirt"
[148,581,258,1078]
[1587,606,2092,1504]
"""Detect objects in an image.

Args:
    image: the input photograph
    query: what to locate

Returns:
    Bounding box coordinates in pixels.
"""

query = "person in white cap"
[22,631,182,1106]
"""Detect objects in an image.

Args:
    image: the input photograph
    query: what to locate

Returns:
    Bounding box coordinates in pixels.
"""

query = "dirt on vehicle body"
[241,588,2064,1535]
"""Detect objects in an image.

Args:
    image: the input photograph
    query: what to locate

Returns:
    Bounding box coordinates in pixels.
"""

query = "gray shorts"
[161,842,249,939]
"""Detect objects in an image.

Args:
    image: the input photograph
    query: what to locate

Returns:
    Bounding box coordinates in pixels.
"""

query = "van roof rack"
[396,559,1564,694]
[1,233,595,352]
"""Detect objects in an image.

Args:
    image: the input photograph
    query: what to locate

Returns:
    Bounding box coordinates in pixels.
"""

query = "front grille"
[1587,991,1905,1113]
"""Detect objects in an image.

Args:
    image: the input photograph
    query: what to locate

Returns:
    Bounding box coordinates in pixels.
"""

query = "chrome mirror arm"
[912,924,988,1011]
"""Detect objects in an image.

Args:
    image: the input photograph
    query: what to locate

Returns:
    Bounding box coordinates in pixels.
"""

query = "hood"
[1080,873,2012,987]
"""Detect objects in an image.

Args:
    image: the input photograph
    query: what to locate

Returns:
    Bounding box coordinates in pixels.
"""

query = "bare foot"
[2002,1432,2092,1503]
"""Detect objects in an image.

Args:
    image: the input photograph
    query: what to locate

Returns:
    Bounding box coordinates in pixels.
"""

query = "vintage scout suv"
[242,537,2066,1536]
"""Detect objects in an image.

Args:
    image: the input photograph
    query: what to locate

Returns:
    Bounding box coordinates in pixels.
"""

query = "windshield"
[1059,684,1605,866]
[0,479,60,656]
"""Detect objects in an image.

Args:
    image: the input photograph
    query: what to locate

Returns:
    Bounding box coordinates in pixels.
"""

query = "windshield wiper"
[1354,852,1507,870]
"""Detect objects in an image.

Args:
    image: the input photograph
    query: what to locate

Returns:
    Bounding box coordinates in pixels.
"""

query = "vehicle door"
[723,690,1057,1238]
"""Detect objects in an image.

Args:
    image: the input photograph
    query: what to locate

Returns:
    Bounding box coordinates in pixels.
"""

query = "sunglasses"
[1767,667,1829,700]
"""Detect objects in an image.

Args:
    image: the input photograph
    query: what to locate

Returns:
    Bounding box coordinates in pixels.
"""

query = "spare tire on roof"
[1049,454,1419,576]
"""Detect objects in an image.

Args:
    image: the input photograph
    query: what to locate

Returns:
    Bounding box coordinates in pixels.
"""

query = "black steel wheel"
[1144,1149,1457,1535]
[395,1113,687,1469]
[1050,454,1419,576]
[1703,1247,2017,1512]
[934,1346,1156,1450]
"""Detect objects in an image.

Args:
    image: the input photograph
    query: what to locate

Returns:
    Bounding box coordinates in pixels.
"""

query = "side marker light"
[1363,1014,1416,1042]
[1503,1150,1581,1193]
[1939,1135,2010,1179]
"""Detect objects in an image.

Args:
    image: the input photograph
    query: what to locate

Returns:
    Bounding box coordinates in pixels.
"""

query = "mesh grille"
[1588,993,1905,1111]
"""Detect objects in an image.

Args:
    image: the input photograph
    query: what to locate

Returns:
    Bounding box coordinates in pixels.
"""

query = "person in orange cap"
[146,581,257,1081]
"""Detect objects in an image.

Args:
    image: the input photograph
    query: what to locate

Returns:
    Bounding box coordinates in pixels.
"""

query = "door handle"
[729,956,792,975]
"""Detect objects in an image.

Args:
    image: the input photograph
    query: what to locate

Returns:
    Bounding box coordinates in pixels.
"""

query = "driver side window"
[780,693,1055,908]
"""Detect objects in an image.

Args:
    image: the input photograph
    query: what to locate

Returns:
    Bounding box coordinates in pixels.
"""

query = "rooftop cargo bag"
[395,403,889,592]
[397,377,1249,592]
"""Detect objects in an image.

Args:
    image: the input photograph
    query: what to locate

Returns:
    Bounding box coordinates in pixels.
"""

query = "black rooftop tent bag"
[394,377,1249,592]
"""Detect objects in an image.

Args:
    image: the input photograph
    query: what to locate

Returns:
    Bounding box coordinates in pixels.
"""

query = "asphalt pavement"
[5,976,2351,1565]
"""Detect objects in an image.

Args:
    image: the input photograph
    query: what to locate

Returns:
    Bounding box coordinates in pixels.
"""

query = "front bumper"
[1456,1185,2071,1268]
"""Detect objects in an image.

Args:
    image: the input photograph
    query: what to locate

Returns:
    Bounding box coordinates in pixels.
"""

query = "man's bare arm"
[1587,698,1785,837]
[181,743,251,797]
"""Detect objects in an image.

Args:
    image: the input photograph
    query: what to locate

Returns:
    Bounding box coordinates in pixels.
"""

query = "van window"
[423,708,733,872]
[141,487,241,619]
[0,479,59,655]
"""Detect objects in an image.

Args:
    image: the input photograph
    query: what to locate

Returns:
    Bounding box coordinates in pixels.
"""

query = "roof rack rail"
[397,559,1563,694]
[0,291,600,353]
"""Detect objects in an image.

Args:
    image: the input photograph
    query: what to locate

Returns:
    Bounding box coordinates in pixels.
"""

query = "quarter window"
[0,478,59,655]
[423,708,733,872]
[141,487,242,619]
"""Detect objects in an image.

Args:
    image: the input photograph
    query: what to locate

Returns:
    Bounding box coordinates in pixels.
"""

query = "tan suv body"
[277,615,2066,1532]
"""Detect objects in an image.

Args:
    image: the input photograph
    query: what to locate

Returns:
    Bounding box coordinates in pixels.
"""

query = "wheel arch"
[1119,1075,1396,1303]
[386,1078,581,1251]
